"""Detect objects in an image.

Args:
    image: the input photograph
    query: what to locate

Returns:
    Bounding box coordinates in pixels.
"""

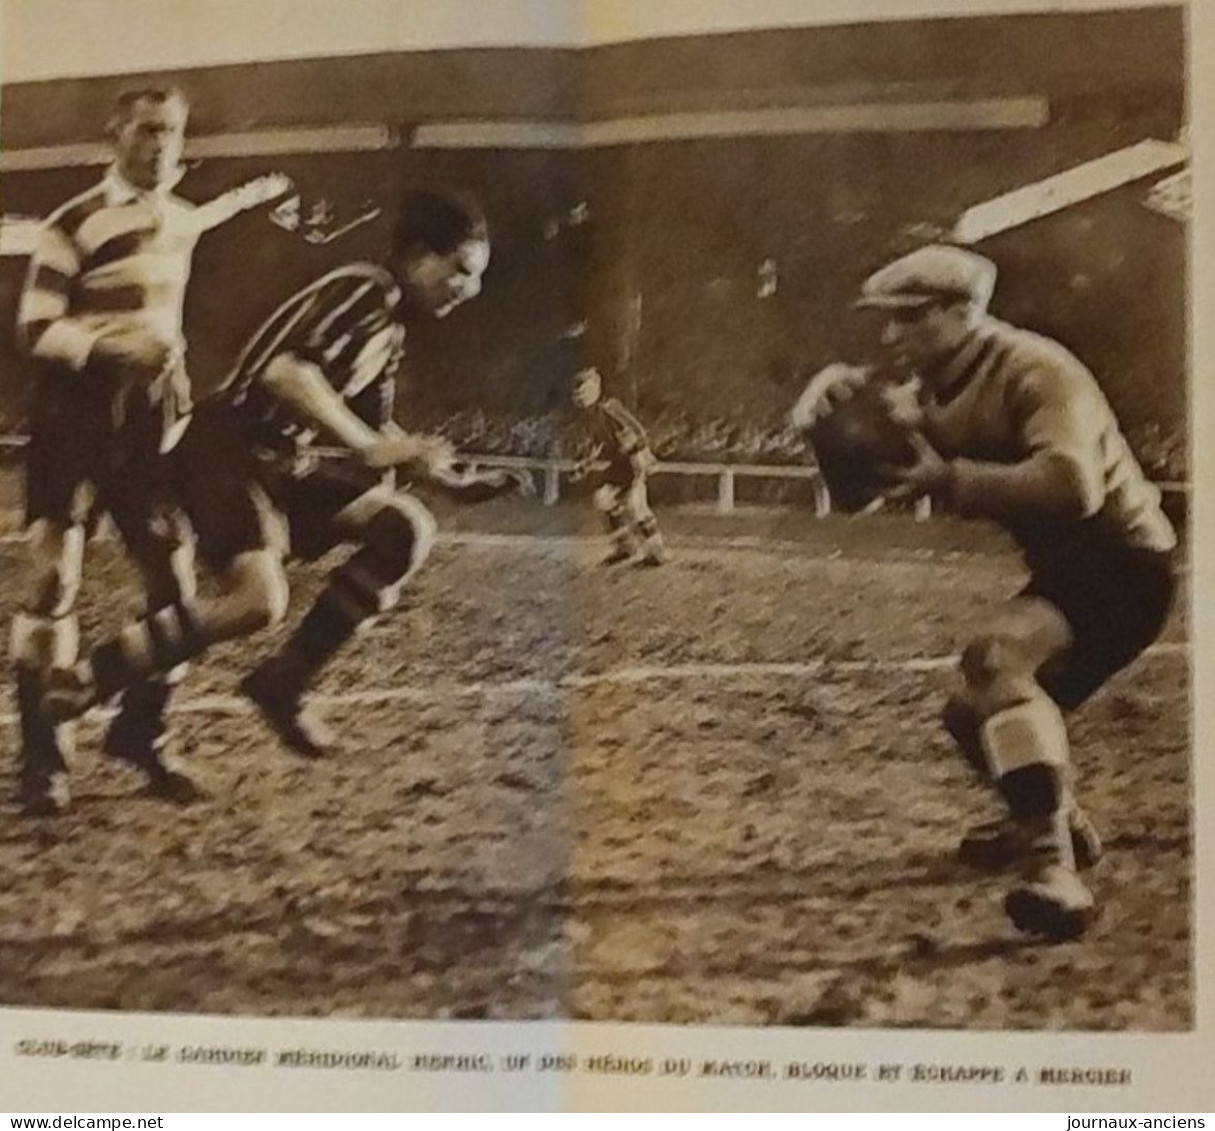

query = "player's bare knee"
[960,632,1037,691]
[26,520,84,616]
[593,485,618,514]
[224,551,290,632]
[960,635,1001,685]
[9,609,78,670]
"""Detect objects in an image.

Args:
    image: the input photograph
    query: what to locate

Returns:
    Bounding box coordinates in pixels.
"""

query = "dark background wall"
[0,6,1188,470]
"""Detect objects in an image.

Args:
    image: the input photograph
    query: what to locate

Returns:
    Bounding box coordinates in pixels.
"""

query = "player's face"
[114,97,187,192]
[404,237,491,318]
[879,302,959,375]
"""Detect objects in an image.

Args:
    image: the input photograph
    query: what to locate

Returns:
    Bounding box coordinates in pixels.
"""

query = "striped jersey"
[585,397,650,459]
[17,167,201,369]
[224,263,405,450]
[922,316,1176,561]
[582,396,654,484]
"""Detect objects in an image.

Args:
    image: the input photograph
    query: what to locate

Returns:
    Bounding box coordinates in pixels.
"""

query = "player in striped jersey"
[571,367,666,566]
[11,86,205,815]
[11,85,290,816]
[44,190,531,759]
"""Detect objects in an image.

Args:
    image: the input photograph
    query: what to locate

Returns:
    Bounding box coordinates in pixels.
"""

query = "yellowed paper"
[0,0,1209,1113]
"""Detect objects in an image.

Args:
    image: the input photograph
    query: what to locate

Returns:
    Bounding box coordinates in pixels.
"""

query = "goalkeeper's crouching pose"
[570,367,666,567]
[856,245,1177,942]
[43,189,531,760]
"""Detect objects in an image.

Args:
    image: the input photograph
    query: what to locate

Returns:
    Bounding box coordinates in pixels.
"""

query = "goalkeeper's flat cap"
[856,245,996,312]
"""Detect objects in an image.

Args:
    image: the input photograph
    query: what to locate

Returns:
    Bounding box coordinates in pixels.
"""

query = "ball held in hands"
[804,370,919,473]
[792,364,923,509]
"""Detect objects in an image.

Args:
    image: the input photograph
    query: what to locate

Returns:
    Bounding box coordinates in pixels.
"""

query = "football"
[796,369,920,508]
[810,381,917,467]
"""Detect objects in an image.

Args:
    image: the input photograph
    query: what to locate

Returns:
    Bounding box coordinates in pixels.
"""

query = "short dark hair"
[108,85,189,134]
[394,189,487,258]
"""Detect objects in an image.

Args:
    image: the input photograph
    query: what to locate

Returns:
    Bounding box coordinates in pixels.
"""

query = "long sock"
[1024,801,1078,874]
[88,600,204,699]
[15,666,67,777]
[11,612,78,778]
[262,588,364,701]
[10,614,78,782]
[605,507,636,553]
[636,514,664,557]
[108,677,174,758]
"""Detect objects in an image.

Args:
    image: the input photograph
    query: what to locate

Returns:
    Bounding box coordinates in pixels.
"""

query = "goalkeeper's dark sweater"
[921,316,1175,566]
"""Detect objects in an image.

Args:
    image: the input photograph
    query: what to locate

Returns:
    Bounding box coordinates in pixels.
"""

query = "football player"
[570,367,665,566]
[856,244,1177,941]
[44,189,530,759]
[8,85,265,814]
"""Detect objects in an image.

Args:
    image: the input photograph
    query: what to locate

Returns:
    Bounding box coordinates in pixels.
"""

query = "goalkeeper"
[854,244,1177,941]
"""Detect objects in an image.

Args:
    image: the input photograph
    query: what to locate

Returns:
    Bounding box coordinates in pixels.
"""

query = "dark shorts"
[600,455,638,489]
[25,361,189,550]
[1024,541,1178,710]
[176,402,383,569]
[590,448,651,492]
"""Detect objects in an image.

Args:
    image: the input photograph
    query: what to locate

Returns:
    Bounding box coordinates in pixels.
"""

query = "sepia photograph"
[0,0,1203,1106]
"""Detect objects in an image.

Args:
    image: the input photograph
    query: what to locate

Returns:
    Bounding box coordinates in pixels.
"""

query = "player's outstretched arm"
[883,370,1104,525]
[259,361,532,500]
[882,433,1100,524]
[374,421,533,500]
[261,352,385,455]
[263,363,468,479]
[425,462,535,503]
[569,443,604,482]
[364,421,461,475]
[194,173,293,233]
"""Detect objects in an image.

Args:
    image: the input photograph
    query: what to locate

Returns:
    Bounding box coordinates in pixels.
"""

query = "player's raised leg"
[242,483,435,758]
[41,540,290,726]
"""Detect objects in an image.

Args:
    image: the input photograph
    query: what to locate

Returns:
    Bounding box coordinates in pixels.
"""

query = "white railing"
[0,434,830,517]
[0,434,1189,519]
[429,455,1193,517]
[453,453,832,516]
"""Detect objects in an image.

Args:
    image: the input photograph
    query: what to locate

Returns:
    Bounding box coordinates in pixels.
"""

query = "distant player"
[44,190,530,760]
[570,367,665,566]
[855,244,1177,940]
